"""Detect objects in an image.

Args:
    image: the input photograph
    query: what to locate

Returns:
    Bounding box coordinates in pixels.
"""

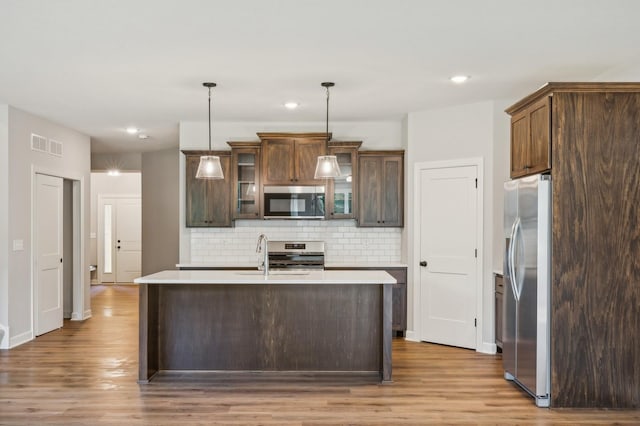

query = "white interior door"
[99,196,141,284]
[419,165,478,349]
[35,174,64,336]
[115,198,141,282]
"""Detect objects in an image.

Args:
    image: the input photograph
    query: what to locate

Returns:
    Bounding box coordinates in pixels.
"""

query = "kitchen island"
[134,270,396,383]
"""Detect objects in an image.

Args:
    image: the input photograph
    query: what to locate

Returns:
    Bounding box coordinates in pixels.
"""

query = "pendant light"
[196,82,224,179]
[314,82,341,179]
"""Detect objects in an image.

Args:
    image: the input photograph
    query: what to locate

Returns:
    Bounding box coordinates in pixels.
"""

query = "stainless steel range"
[267,241,325,270]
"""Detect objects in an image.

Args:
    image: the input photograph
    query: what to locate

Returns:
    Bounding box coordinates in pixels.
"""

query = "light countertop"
[135,269,396,285]
[176,262,408,269]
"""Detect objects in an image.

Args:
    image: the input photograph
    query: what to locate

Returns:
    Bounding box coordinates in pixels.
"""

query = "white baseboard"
[71,311,82,321]
[9,329,33,348]
[83,309,92,319]
[404,330,419,342]
[478,342,497,354]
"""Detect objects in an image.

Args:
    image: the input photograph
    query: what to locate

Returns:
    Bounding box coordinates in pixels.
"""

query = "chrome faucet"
[256,233,269,276]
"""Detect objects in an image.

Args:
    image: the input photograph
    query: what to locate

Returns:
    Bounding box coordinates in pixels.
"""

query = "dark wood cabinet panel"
[550,91,640,408]
[262,139,294,184]
[183,151,232,227]
[510,112,528,176]
[495,274,503,351]
[509,96,551,178]
[326,266,407,335]
[358,152,404,227]
[259,133,327,185]
[294,139,326,183]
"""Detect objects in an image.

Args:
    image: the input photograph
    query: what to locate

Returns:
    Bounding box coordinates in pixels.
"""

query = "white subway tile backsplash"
[189,219,401,264]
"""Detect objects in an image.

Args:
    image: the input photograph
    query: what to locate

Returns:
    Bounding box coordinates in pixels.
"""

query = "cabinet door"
[327,148,357,219]
[185,155,232,227]
[185,156,211,227]
[510,111,529,178]
[380,156,403,227]
[510,96,551,179]
[232,148,261,219]
[527,97,551,175]
[358,156,382,226]
[386,267,407,333]
[262,139,294,184]
[294,138,326,184]
[495,274,504,350]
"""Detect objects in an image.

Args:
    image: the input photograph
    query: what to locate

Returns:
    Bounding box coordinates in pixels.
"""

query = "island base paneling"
[139,283,392,383]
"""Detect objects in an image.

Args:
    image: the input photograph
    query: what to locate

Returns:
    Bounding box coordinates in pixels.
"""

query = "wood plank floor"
[1,285,638,425]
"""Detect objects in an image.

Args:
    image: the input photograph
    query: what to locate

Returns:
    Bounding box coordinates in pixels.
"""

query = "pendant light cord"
[325,85,330,143]
[208,86,212,151]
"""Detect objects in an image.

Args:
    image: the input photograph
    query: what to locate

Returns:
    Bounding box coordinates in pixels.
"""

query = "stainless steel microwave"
[263,186,325,219]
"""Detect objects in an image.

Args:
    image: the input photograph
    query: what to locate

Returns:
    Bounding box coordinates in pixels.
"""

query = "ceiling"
[1,0,639,153]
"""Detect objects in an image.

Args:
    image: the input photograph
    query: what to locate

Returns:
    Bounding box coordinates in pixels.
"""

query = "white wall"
[0,105,9,348]
[405,100,511,353]
[2,106,91,348]
[90,172,141,268]
[178,120,404,264]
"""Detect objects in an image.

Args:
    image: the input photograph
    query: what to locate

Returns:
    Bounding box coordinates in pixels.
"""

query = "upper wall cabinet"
[228,142,261,220]
[258,133,327,185]
[358,151,404,227]
[183,151,232,227]
[326,141,361,219]
[509,96,551,178]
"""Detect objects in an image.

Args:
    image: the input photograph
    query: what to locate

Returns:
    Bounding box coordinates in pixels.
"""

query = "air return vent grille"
[49,139,63,157]
[31,133,48,153]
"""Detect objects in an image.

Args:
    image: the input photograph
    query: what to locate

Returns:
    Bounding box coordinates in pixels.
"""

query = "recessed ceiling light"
[126,127,139,134]
[450,75,470,84]
[138,134,149,140]
[284,102,299,110]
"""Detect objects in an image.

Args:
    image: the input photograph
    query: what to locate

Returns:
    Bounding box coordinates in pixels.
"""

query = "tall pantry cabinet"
[505,83,640,408]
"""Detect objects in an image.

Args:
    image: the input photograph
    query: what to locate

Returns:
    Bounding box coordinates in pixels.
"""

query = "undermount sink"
[234,271,310,276]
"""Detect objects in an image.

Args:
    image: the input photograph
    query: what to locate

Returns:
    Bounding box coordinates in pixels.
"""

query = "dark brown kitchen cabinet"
[358,151,404,227]
[258,133,327,185]
[183,151,232,227]
[495,273,503,351]
[326,266,407,335]
[228,142,261,219]
[326,141,361,219]
[510,96,551,178]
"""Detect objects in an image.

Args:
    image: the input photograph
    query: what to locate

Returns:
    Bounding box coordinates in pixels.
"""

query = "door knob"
[420,261,427,267]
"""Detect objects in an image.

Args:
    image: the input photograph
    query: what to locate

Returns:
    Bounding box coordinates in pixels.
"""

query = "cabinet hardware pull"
[420,261,427,267]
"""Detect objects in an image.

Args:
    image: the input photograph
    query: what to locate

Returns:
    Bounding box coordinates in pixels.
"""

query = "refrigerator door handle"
[509,217,521,301]
[513,217,525,301]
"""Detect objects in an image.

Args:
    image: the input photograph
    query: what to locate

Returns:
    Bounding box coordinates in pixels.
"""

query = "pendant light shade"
[314,82,341,179]
[314,155,341,179]
[196,155,224,179]
[196,82,224,180]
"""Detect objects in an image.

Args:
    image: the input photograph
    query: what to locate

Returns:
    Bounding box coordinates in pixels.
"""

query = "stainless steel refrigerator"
[503,173,551,408]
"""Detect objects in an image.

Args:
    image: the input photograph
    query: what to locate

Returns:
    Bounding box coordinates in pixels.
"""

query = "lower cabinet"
[495,273,504,351]
[326,266,407,336]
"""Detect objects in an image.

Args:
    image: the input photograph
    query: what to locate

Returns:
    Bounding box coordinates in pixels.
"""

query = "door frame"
[412,157,484,350]
[97,194,141,284]
[31,166,87,340]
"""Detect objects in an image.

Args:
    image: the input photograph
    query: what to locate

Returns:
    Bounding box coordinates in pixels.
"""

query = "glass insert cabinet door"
[234,151,260,218]
[330,152,355,218]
